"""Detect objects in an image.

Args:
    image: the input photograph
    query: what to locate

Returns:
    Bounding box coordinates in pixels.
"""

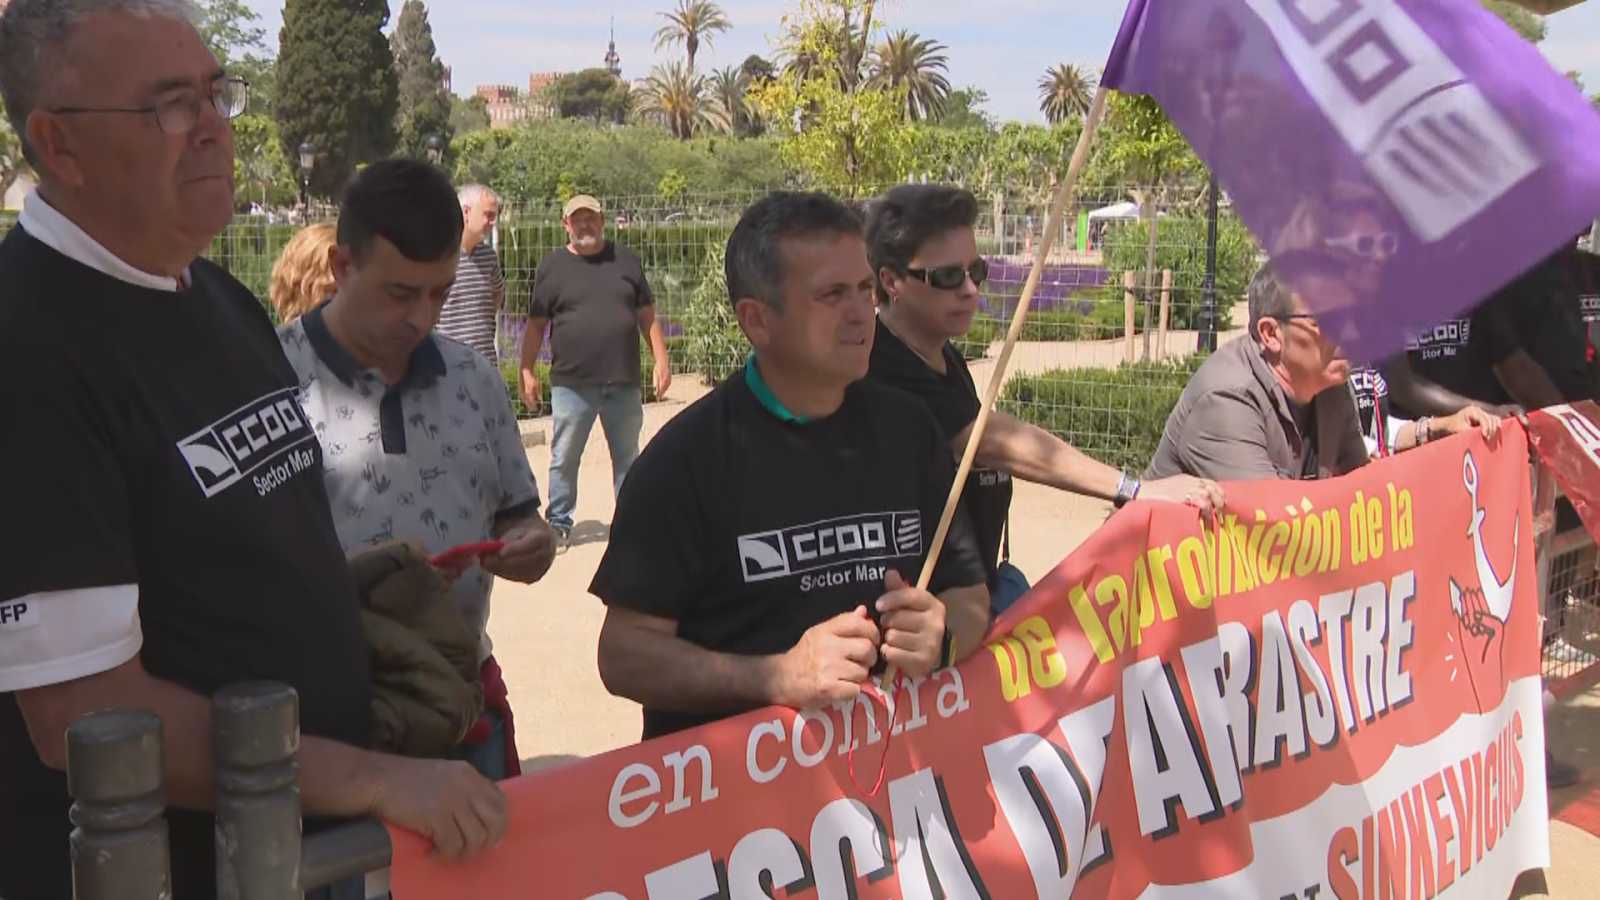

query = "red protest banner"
[388,425,1549,900]
[1529,401,1600,543]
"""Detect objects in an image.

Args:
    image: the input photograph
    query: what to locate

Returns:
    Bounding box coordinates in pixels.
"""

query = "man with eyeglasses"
[863,184,1223,616]
[1147,256,1372,483]
[591,191,991,741]
[0,4,505,898]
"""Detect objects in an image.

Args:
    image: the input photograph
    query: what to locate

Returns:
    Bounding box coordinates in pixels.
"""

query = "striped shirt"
[437,241,504,361]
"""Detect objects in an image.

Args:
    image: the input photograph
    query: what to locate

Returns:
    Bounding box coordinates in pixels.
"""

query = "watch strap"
[1113,469,1141,508]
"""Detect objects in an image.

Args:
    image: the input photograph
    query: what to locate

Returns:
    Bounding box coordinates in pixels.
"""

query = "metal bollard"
[66,708,171,900]
[214,682,302,900]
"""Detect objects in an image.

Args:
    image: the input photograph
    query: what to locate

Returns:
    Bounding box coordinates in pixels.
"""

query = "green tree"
[0,97,29,203]
[447,119,784,206]
[740,54,777,86]
[1085,93,1203,358]
[987,122,1082,195]
[1481,0,1546,43]
[230,113,297,208]
[640,62,725,139]
[751,0,913,188]
[1038,63,1095,124]
[275,0,399,197]
[654,0,732,72]
[550,69,632,124]
[869,29,950,122]
[1085,93,1200,189]
[197,0,277,109]
[709,66,756,137]
[391,0,454,159]
[450,93,491,135]
[937,87,994,131]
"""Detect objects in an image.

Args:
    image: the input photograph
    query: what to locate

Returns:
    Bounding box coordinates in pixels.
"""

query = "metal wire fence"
[1539,489,1600,691]
[0,184,1253,472]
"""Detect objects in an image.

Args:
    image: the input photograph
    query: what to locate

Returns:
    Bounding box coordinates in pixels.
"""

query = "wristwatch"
[940,626,957,669]
[1113,468,1142,508]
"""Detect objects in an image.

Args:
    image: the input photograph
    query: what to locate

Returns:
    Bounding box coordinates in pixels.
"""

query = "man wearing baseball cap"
[519,194,671,546]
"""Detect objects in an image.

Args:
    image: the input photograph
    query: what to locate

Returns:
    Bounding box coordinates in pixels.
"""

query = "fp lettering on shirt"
[0,599,41,632]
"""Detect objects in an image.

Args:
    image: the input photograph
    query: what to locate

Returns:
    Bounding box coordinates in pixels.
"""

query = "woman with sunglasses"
[864,185,1225,616]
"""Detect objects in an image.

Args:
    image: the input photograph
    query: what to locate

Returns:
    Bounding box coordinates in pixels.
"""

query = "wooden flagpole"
[914,85,1112,595]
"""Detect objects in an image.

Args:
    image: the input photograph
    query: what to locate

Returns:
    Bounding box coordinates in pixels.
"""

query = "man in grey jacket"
[1147,256,1369,483]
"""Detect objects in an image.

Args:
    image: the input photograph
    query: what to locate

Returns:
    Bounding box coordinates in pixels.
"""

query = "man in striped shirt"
[436,183,505,361]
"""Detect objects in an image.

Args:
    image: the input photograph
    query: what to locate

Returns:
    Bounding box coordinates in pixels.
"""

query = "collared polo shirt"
[279,303,541,660]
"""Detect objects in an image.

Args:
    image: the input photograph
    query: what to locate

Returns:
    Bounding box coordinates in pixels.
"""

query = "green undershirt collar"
[744,352,811,425]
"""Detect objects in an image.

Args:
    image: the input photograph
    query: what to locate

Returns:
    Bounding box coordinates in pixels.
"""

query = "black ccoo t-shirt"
[530,241,654,388]
[589,365,990,740]
[1392,287,1521,420]
[867,316,1012,587]
[0,229,372,900]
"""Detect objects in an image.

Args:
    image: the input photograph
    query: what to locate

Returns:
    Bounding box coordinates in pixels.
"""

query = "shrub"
[1099,214,1253,332]
[501,360,552,420]
[1011,305,1129,343]
[679,239,750,385]
[999,354,1208,471]
[952,314,1003,360]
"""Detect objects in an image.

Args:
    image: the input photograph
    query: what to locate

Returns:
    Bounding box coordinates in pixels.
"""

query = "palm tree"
[639,61,727,139]
[870,29,951,122]
[709,65,752,136]
[1039,63,1095,124]
[654,0,732,72]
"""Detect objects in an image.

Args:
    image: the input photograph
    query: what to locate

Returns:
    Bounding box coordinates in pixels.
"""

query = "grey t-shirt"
[530,241,654,387]
[279,304,540,660]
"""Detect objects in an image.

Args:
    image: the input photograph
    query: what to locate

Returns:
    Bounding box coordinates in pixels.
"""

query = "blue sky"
[242,0,1600,125]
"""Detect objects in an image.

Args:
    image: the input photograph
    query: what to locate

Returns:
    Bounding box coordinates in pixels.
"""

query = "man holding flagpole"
[589,191,991,741]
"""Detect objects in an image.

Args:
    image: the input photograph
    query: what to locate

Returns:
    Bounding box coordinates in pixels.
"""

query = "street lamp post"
[1197,173,1220,354]
[425,134,446,167]
[297,141,316,220]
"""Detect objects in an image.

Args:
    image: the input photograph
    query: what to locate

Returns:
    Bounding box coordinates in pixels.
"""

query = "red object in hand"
[429,541,505,568]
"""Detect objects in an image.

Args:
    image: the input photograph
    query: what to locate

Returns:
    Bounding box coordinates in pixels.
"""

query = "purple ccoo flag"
[1102,0,1600,365]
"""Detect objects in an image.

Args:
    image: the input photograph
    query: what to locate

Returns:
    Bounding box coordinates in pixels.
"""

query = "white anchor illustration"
[1449,451,1518,658]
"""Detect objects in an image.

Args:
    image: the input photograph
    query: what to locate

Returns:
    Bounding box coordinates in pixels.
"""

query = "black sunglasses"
[906,258,988,291]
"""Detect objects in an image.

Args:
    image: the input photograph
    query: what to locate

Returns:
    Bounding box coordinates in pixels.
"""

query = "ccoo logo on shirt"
[175,387,318,498]
[737,511,922,583]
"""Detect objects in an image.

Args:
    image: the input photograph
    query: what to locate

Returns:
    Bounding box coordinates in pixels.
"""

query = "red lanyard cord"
[845,673,907,796]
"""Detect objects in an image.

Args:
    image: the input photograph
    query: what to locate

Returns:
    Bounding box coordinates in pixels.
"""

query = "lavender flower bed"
[979,259,1112,319]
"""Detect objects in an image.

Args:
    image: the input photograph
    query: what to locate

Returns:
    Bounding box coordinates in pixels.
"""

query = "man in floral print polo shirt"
[279,159,557,781]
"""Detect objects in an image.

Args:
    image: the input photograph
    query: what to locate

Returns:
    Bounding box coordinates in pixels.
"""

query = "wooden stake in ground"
[881,86,1114,688]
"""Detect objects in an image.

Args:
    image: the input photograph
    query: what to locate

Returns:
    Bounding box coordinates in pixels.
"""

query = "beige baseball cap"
[563,194,603,217]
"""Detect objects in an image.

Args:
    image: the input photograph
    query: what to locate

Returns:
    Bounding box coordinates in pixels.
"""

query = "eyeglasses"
[906,258,988,291]
[49,75,249,136]
[1325,231,1397,259]
[1272,312,1333,339]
